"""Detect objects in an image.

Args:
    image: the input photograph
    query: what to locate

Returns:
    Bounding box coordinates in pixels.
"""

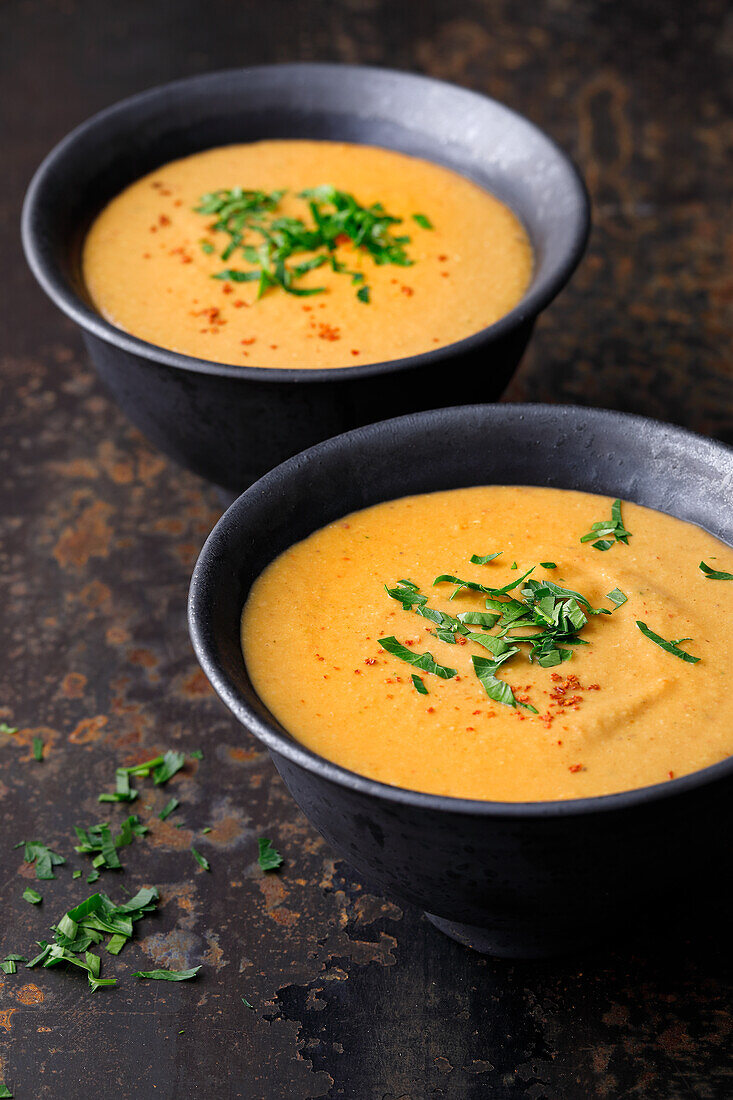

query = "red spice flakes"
[270,344,278,350]
[142,252,152,259]
[472,710,482,716]
[158,214,171,227]
[427,707,435,714]
[302,305,313,312]
[668,770,675,779]
[232,299,247,309]
[440,271,450,278]
[149,225,158,233]
[221,284,233,295]
[364,658,376,666]
[400,285,414,297]
[351,349,361,356]
[465,726,475,732]
[317,322,341,341]
[432,337,440,343]
[354,669,362,675]
[457,637,467,646]
[568,764,583,773]
[437,254,448,262]
[334,232,350,246]
[323,674,329,680]
[151,181,164,189]
[173,199,183,207]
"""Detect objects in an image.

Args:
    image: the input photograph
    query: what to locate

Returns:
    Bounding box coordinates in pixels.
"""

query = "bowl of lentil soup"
[189,404,733,956]
[23,64,589,492]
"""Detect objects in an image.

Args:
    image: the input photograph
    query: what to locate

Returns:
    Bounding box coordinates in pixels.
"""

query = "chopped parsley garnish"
[580,499,631,550]
[23,888,42,905]
[0,1085,12,1097]
[635,622,700,663]
[382,563,625,715]
[17,841,66,880]
[32,736,44,762]
[412,213,433,229]
[0,723,18,735]
[25,887,159,991]
[257,837,283,872]
[99,750,192,803]
[411,674,428,695]
[378,636,457,679]
[158,797,180,820]
[540,562,557,569]
[195,185,421,303]
[699,561,733,580]
[134,967,200,981]
[242,996,254,1009]
[1,955,27,975]
[74,816,147,873]
[191,847,210,871]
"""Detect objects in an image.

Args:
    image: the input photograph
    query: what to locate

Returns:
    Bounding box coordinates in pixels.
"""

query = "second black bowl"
[22,64,589,492]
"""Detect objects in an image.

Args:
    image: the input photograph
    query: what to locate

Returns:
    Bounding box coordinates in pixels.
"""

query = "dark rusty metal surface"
[1,1,731,1097]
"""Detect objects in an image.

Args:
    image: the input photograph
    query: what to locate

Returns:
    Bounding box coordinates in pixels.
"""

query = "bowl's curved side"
[22,62,589,383]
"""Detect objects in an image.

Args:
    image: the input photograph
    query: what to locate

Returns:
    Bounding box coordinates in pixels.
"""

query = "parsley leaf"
[134,967,201,981]
[159,797,180,820]
[469,552,502,565]
[412,213,433,229]
[580,499,632,550]
[20,841,66,880]
[636,621,700,663]
[32,736,44,762]
[23,888,42,905]
[472,655,538,714]
[191,847,210,871]
[257,837,283,872]
[378,636,457,679]
[411,674,428,695]
[699,561,733,580]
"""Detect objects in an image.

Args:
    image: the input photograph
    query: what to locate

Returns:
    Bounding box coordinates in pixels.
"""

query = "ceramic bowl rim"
[22,61,590,385]
[188,402,733,819]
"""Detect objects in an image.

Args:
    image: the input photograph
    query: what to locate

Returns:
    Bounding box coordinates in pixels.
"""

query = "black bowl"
[22,64,589,493]
[189,404,733,957]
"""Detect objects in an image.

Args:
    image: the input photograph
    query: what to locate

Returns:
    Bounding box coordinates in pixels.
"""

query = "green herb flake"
[242,996,254,1009]
[199,240,214,254]
[257,837,283,872]
[159,797,180,820]
[134,966,201,981]
[411,673,429,695]
[472,655,537,714]
[540,562,557,569]
[378,636,457,680]
[0,723,18,735]
[191,847,210,872]
[32,736,44,762]
[20,841,66,880]
[0,1083,13,1097]
[635,621,700,663]
[412,213,433,229]
[699,561,733,581]
[580,499,632,550]
[72,869,82,880]
[469,552,502,565]
[606,588,628,608]
[23,888,42,905]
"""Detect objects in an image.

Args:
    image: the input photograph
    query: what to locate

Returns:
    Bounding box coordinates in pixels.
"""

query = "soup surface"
[241,486,733,801]
[82,141,532,369]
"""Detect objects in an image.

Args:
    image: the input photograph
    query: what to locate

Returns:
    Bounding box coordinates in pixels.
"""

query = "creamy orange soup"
[241,486,733,801]
[82,141,532,369]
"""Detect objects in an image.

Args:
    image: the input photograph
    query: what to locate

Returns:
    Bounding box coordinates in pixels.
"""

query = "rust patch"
[78,580,111,609]
[97,440,135,484]
[257,876,301,928]
[127,647,158,669]
[49,457,99,479]
[202,933,226,971]
[180,669,212,698]
[352,894,403,928]
[0,1009,17,1031]
[69,714,108,744]
[225,745,261,763]
[106,625,131,646]
[53,500,114,568]
[141,929,198,971]
[60,672,87,698]
[15,983,43,1006]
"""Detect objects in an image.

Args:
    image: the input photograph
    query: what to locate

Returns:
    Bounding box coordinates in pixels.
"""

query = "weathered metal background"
[1,1,731,1096]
